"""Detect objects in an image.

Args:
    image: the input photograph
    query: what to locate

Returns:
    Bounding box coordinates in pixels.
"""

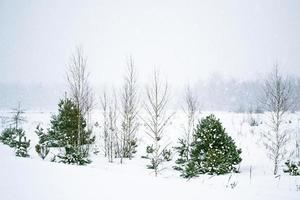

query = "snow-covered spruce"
[39,98,95,165]
[0,103,30,157]
[182,114,242,178]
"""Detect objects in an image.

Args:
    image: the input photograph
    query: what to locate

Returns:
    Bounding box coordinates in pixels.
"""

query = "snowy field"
[1,110,300,200]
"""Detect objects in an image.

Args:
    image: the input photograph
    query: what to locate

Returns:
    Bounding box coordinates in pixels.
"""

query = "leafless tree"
[174,86,199,172]
[261,64,294,175]
[182,85,199,160]
[100,91,109,158]
[9,102,27,145]
[100,90,119,163]
[66,46,94,148]
[141,70,174,176]
[120,56,139,162]
[10,102,26,129]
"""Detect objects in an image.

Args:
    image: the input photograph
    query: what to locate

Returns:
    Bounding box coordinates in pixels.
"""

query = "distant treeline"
[194,75,300,112]
[0,75,299,112]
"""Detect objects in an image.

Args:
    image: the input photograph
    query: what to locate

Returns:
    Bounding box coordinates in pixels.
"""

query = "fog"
[1,0,300,109]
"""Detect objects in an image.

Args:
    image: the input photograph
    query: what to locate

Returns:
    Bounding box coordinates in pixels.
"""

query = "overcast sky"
[1,0,300,88]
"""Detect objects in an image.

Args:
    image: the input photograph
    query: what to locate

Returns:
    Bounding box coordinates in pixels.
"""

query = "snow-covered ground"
[1,110,300,200]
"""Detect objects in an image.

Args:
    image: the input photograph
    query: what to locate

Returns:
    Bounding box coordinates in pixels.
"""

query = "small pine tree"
[145,145,172,170]
[283,160,300,176]
[35,144,49,160]
[0,128,30,157]
[174,85,199,176]
[173,138,190,173]
[48,98,95,148]
[0,103,30,157]
[35,125,50,160]
[183,114,242,178]
[15,131,30,157]
[0,128,18,147]
[47,98,95,165]
[35,125,51,146]
[56,145,91,165]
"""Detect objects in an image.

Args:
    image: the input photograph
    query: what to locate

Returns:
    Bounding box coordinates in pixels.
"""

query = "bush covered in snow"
[283,160,300,176]
[0,128,30,157]
[54,145,91,165]
[144,145,172,170]
[0,128,18,147]
[35,125,50,160]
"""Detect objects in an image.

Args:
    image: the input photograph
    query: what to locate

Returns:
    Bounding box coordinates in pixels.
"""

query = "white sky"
[1,0,300,88]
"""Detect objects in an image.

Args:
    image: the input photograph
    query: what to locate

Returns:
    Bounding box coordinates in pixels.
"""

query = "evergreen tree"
[283,160,300,176]
[0,128,30,157]
[47,98,95,165]
[48,98,95,148]
[173,138,190,173]
[174,85,199,175]
[0,103,30,157]
[183,114,242,178]
[0,128,18,147]
[56,145,91,165]
[14,129,30,157]
[35,125,50,160]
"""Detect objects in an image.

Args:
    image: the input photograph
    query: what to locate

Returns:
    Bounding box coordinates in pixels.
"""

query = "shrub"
[56,145,91,165]
[0,128,18,147]
[15,136,30,157]
[249,118,259,126]
[35,144,49,160]
[35,125,51,160]
[173,138,190,173]
[0,128,30,157]
[144,145,172,170]
[283,160,300,176]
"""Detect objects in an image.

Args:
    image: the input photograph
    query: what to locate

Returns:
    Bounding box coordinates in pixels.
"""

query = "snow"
[0,111,300,200]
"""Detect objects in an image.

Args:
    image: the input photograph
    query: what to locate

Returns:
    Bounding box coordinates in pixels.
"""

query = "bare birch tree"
[261,64,294,175]
[182,85,199,152]
[66,46,94,149]
[141,70,174,176]
[100,90,119,163]
[120,56,139,162]
[100,91,109,158]
[174,85,199,172]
